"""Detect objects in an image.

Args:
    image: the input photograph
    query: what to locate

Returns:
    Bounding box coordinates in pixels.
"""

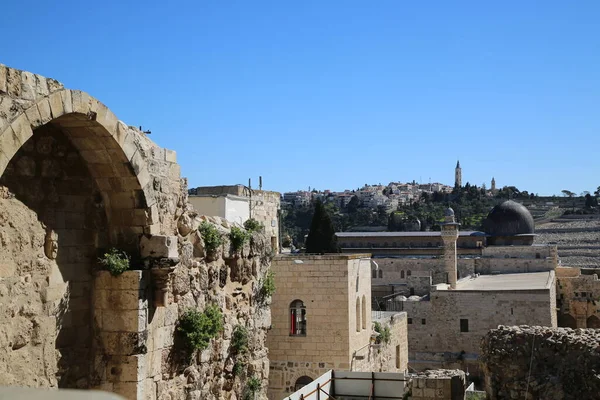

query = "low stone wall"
[408,369,466,400]
[481,325,600,400]
[353,313,409,374]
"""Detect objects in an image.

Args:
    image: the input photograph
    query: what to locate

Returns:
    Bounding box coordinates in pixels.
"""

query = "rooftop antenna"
[259,176,263,190]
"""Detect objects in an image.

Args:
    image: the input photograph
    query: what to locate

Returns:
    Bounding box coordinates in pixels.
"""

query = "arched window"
[362,295,367,330]
[587,315,600,329]
[295,376,313,392]
[290,300,307,336]
[378,269,383,279]
[401,270,405,279]
[372,269,376,279]
[356,298,361,332]
[407,270,412,277]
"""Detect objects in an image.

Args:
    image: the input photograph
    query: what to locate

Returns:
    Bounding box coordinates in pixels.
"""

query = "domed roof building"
[483,200,536,245]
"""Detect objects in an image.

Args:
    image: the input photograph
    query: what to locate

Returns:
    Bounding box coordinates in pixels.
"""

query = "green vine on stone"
[230,226,251,252]
[177,305,224,352]
[199,222,223,254]
[98,248,130,276]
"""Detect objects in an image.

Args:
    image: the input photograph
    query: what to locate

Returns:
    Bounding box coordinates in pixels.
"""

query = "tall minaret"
[454,160,462,188]
[491,177,496,193]
[441,207,460,289]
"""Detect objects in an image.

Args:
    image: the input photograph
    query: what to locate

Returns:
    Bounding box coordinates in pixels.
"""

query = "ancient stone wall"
[408,369,466,400]
[371,257,476,290]
[0,64,272,400]
[556,266,600,328]
[481,325,600,400]
[250,190,280,254]
[353,313,409,374]
[476,245,557,275]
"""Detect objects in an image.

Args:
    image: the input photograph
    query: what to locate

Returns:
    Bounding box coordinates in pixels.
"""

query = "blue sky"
[2,1,598,195]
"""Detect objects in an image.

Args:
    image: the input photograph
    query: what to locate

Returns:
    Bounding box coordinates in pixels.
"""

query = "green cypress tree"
[305,199,338,254]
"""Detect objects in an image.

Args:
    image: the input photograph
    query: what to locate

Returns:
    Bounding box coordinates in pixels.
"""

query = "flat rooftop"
[438,271,553,291]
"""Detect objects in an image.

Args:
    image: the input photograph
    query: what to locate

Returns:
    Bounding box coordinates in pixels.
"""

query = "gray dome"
[483,200,534,236]
[444,207,455,217]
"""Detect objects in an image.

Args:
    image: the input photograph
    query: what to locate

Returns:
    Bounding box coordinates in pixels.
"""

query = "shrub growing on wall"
[231,325,249,354]
[243,218,264,233]
[199,222,223,254]
[244,376,262,400]
[177,305,224,352]
[98,248,130,276]
[230,226,250,252]
[374,322,391,345]
[261,270,276,297]
[233,360,245,376]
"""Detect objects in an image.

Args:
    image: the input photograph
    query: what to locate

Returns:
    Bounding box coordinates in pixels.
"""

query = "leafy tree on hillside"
[562,190,575,198]
[305,200,338,254]
[585,193,598,209]
[346,195,360,213]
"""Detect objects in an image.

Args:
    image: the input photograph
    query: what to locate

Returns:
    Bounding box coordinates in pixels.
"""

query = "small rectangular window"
[372,270,376,279]
[583,292,587,297]
[407,318,413,324]
[575,292,579,297]
[460,319,469,332]
[421,319,426,325]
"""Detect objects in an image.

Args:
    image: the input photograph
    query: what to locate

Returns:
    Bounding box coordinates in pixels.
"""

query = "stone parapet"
[481,325,600,400]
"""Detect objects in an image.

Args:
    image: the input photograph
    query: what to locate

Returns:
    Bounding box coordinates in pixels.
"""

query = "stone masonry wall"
[267,255,372,400]
[481,325,600,400]
[250,191,280,254]
[556,266,600,328]
[371,258,475,290]
[353,312,409,374]
[0,64,272,400]
[408,369,466,400]
[403,279,555,374]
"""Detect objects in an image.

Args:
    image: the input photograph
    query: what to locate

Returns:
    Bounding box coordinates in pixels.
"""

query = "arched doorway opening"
[0,92,149,388]
[294,376,313,392]
[587,315,600,328]
[558,313,577,328]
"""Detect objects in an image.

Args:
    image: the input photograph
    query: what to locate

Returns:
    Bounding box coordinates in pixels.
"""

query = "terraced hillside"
[535,217,600,268]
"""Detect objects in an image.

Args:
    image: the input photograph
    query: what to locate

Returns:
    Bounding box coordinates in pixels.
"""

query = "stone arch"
[0,89,153,250]
[0,89,153,388]
[587,315,600,328]
[558,313,577,328]
[288,370,316,394]
[294,375,314,391]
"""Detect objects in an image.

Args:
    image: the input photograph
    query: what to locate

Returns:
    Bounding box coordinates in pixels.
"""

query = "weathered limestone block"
[140,235,178,259]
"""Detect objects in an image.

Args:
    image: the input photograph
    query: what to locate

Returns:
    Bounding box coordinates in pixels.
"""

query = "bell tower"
[454,160,462,188]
